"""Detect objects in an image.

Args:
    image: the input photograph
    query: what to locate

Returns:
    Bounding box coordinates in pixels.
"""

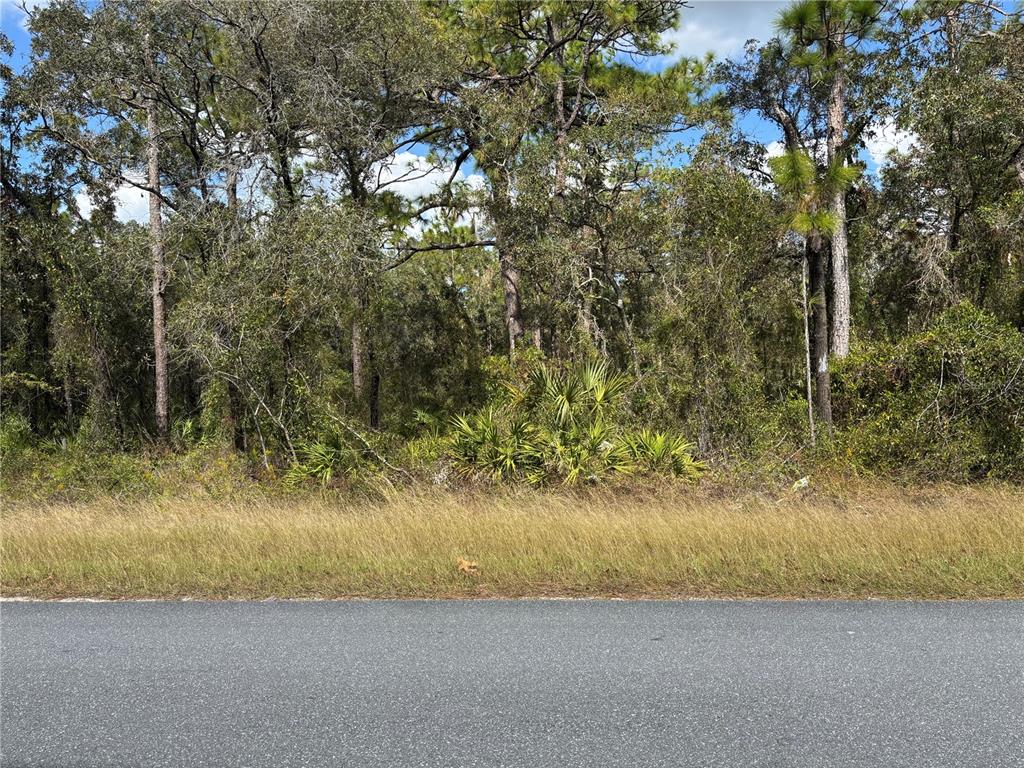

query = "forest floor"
[3,482,1022,600]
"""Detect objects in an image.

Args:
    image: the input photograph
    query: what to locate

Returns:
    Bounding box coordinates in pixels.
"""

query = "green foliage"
[172,418,202,451]
[769,149,816,196]
[0,442,156,499]
[396,434,448,472]
[448,361,703,485]
[284,436,363,487]
[640,160,803,457]
[831,304,1024,480]
[198,378,234,449]
[770,149,860,236]
[623,429,706,480]
[0,413,35,456]
[0,439,259,501]
[449,409,545,482]
[777,0,882,61]
[0,414,42,482]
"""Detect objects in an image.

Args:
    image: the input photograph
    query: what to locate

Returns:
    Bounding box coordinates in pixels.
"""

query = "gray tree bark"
[144,31,169,441]
[801,249,816,446]
[827,52,851,359]
[490,174,525,355]
[351,317,364,397]
[499,246,525,354]
[809,235,833,427]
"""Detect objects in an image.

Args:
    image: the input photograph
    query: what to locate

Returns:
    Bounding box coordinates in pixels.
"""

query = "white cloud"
[863,119,918,168]
[372,151,483,200]
[70,152,488,232]
[75,173,150,225]
[662,1,788,62]
[464,173,486,192]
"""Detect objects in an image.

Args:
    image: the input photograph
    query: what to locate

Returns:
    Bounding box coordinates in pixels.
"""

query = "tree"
[776,0,881,359]
[770,147,860,430]
[24,0,225,441]
[721,39,836,425]
[429,0,689,355]
[870,2,1024,329]
[302,0,457,427]
[142,28,169,439]
[5,0,1021,481]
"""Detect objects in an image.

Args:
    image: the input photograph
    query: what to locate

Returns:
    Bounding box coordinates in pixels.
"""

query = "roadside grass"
[2,483,1022,599]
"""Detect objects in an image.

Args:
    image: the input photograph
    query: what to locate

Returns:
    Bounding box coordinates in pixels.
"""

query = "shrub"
[285,434,363,486]
[0,445,158,499]
[448,360,703,485]
[831,303,1024,480]
[0,414,38,480]
[0,413,34,455]
[623,429,705,481]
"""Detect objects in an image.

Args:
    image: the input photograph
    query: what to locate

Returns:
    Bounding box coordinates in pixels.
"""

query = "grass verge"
[2,484,1023,599]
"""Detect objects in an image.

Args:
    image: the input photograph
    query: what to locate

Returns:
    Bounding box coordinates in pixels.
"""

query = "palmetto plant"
[513,360,631,428]
[448,410,543,481]
[624,429,705,481]
[449,361,701,486]
[285,436,361,486]
[580,361,631,417]
[546,418,636,485]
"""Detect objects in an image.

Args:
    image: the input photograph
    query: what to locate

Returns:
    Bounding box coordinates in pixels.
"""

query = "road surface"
[2,600,1022,767]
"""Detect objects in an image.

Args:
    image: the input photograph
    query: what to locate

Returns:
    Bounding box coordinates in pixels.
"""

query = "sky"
[666,0,789,61]
[661,1,916,169]
[1,0,39,50]
[1,0,914,224]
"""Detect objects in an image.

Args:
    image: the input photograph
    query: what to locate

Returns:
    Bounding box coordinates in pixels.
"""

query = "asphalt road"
[2,600,1022,767]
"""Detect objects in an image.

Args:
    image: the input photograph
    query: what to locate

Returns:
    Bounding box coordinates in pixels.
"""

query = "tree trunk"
[552,62,566,194]
[368,351,380,430]
[226,161,239,213]
[499,246,525,354]
[352,302,380,429]
[486,168,526,355]
[547,15,567,199]
[144,31,169,442]
[351,314,364,397]
[827,61,851,359]
[801,249,816,446]
[809,236,833,427]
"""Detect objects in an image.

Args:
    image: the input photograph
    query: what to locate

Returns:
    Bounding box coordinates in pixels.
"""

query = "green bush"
[0,414,38,481]
[831,303,1024,480]
[0,445,158,499]
[0,435,258,501]
[284,435,363,486]
[448,360,704,485]
[0,413,35,455]
[623,429,704,481]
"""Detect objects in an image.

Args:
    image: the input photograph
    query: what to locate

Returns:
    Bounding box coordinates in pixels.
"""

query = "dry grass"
[2,483,1023,599]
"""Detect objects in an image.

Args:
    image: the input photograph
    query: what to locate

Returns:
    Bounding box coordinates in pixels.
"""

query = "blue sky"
[1,0,36,59]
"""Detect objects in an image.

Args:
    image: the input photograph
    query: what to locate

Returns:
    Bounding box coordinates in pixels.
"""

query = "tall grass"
[2,484,1022,599]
